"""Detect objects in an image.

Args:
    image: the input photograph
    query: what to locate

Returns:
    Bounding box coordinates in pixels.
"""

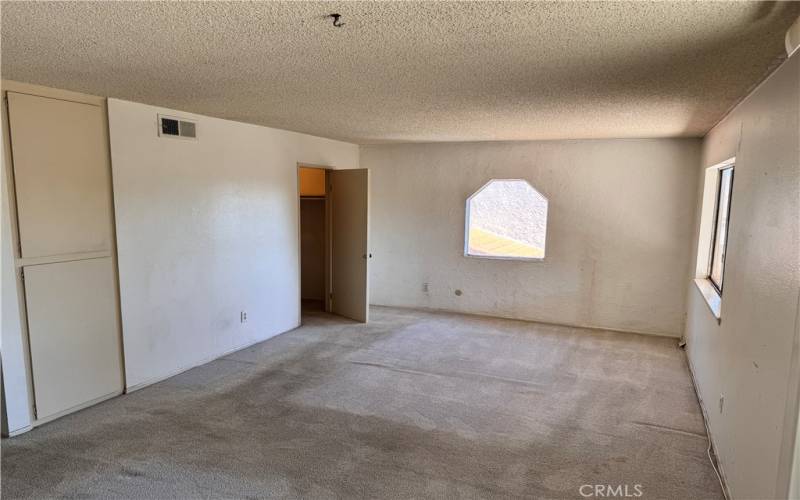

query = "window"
[465,179,548,260]
[708,166,734,293]
[693,158,734,319]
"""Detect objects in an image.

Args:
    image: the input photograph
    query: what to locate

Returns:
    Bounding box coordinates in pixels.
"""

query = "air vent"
[158,115,197,140]
[179,120,196,138]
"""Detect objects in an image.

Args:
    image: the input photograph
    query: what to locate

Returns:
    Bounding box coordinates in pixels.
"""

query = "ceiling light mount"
[329,13,345,28]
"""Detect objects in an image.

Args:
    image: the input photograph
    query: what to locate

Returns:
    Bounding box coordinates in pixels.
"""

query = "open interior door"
[330,168,369,322]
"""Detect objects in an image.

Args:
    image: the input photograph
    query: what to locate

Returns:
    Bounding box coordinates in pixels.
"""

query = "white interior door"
[7,91,123,421]
[330,168,369,322]
[24,259,123,419]
[7,92,112,258]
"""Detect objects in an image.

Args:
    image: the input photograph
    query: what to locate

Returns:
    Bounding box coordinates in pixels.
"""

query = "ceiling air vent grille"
[158,115,197,140]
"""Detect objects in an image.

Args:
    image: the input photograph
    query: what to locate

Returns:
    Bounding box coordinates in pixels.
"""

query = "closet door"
[23,259,121,419]
[330,168,369,322]
[8,92,112,258]
[7,92,123,421]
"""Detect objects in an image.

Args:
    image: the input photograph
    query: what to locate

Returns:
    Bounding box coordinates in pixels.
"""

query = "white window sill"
[464,253,544,262]
[694,278,721,322]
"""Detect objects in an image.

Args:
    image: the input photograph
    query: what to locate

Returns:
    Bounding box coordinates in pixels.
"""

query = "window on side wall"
[464,179,548,260]
[693,158,735,320]
[708,166,734,293]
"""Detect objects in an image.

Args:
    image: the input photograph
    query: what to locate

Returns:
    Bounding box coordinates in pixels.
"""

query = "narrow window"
[708,166,734,293]
[465,179,548,260]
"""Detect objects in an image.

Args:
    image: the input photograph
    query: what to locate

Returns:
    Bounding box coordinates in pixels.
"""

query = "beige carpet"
[2,306,723,499]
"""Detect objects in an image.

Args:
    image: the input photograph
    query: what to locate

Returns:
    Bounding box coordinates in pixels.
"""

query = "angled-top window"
[465,179,548,260]
[709,166,734,292]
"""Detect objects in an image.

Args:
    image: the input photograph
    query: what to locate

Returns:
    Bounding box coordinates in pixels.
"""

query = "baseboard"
[372,303,680,339]
[684,351,732,500]
[125,324,299,393]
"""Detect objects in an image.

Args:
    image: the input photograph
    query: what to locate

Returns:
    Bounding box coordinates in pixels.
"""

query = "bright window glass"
[465,179,547,260]
[709,167,734,291]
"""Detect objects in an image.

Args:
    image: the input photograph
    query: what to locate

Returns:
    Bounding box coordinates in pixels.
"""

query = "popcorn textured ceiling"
[2,1,798,144]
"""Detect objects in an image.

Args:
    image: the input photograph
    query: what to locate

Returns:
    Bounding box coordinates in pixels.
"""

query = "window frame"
[707,165,734,294]
[463,178,548,262]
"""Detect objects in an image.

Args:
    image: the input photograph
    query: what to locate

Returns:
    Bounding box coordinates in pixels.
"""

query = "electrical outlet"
[719,394,724,414]
[422,282,429,293]
[240,311,247,323]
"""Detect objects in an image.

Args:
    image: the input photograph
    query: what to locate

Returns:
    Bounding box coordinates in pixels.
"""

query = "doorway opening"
[298,166,331,314]
[298,164,370,323]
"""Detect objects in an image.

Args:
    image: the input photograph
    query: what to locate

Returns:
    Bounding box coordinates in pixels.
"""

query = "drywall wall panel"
[108,99,358,389]
[684,53,800,499]
[362,138,701,336]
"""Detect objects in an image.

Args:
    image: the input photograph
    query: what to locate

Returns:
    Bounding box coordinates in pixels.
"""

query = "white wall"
[684,53,800,499]
[362,138,701,337]
[1,145,33,434]
[108,99,358,390]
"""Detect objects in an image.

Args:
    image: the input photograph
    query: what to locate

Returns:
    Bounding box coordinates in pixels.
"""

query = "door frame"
[297,163,334,320]
[1,80,125,432]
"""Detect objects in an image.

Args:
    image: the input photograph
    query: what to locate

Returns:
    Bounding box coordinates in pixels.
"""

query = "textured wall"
[684,53,800,500]
[363,138,701,336]
[108,99,358,390]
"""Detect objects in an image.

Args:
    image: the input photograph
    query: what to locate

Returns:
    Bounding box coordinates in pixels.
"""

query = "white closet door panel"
[7,92,111,258]
[330,168,369,322]
[24,257,123,419]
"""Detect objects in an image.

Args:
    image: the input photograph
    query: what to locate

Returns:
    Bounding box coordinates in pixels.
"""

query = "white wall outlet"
[422,282,429,293]
[240,311,247,323]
